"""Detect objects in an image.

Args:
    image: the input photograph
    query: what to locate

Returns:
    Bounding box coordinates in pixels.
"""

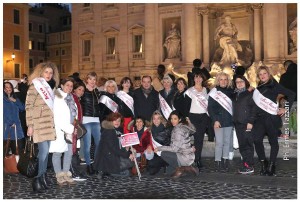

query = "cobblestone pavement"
[3,157,297,199]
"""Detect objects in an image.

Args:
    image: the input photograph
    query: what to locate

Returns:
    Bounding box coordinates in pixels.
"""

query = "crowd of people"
[3,58,296,193]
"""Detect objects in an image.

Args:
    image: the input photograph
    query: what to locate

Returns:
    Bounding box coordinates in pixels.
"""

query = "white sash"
[151,134,162,156]
[116,91,134,115]
[185,87,208,112]
[32,77,54,111]
[159,94,173,120]
[208,88,232,115]
[99,95,118,113]
[253,89,278,115]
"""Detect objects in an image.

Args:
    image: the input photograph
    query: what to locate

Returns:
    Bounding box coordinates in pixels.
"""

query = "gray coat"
[158,122,196,166]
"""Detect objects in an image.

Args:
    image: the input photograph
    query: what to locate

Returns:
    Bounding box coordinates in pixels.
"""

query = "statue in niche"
[164,22,181,59]
[289,17,297,54]
[214,15,242,66]
[212,15,253,69]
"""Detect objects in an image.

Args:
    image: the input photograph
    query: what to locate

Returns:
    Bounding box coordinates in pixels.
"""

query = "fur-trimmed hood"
[101,120,115,130]
[54,88,67,99]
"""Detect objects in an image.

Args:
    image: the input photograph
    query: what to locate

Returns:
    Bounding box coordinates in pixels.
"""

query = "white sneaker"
[228,152,234,160]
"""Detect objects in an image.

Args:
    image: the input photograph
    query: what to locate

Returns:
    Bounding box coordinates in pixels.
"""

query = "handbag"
[74,119,87,139]
[4,125,19,174]
[17,137,38,178]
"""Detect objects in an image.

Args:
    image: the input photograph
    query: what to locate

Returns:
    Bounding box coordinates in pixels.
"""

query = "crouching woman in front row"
[154,110,199,178]
[94,113,135,178]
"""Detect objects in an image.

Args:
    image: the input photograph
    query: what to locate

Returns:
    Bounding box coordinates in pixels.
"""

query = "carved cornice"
[251,3,263,10]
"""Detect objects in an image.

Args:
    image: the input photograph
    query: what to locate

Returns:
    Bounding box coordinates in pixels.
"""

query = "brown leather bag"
[4,125,19,174]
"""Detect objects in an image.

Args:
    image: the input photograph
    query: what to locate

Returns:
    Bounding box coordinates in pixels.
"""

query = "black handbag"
[17,137,38,178]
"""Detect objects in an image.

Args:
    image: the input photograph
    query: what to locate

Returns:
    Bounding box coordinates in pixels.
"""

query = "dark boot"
[267,162,276,176]
[40,173,50,189]
[182,166,199,176]
[223,159,229,172]
[32,176,45,193]
[215,161,221,172]
[86,164,95,175]
[171,167,185,179]
[260,159,269,176]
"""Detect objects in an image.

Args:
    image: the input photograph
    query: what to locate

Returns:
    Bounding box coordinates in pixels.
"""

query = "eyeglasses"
[235,81,245,84]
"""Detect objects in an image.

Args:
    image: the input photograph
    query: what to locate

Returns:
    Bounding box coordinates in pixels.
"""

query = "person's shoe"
[238,163,254,174]
[80,159,94,165]
[40,173,50,189]
[86,165,95,175]
[101,172,111,179]
[222,158,229,172]
[55,172,67,186]
[182,166,199,176]
[32,176,45,193]
[63,171,76,184]
[267,162,276,176]
[215,161,221,172]
[72,173,87,181]
[171,167,185,179]
[228,152,234,160]
[260,159,269,176]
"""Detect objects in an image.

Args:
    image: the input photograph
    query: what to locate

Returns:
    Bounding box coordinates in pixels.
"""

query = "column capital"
[251,3,263,10]
[214,9,224,18]
[246,5,254,14]
[198,7,209,16]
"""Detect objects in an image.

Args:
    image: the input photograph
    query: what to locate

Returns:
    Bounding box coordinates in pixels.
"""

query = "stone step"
[201,136,297,159]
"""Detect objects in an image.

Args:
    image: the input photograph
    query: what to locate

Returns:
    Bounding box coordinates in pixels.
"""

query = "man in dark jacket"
[134,76,159,122]
[187,58,211,88]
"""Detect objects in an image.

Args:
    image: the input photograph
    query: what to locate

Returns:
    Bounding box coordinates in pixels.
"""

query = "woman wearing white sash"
[184,71,210,171]
[99,80,121,122]
[253,66,295,176]
[117,77,135,134]
[159,74,176,120]
[208,72,234,172]
[26,62,59,192]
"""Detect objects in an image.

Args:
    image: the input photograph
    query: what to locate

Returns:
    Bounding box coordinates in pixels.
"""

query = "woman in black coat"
[232,75,256,174]
[99,80,122,122]
[94,113,134,177]
[253,66,295,176]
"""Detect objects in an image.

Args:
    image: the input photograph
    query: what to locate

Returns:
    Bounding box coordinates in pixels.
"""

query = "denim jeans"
[37,141,50,177]
[52,143,73,174]
[214,127,233,161]
[83,122,101,165]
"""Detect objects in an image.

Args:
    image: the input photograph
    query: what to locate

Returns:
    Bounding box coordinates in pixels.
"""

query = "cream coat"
[49,89,74,153]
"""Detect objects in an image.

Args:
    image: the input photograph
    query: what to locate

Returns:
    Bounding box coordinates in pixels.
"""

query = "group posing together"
[3,58,295,193]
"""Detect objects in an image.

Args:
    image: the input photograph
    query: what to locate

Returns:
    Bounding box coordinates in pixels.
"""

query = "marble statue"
[289,17,297,54]
[214,16,242,66]
[164,23,181,59]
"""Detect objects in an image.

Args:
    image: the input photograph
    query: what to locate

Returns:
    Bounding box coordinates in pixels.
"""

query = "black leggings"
[253,115,281,162]
[235,123,254,166]
[189,113,209,161]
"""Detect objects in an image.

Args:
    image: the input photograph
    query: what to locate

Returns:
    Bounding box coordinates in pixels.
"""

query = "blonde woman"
[26,62,59,192]
[252,66,295,176]
[80,72,101,175]
[208,72,234,172]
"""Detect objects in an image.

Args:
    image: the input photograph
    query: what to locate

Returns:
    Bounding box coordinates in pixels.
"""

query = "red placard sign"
[120,132,140,147]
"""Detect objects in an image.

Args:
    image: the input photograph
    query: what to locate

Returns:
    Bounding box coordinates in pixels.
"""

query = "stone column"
[119,4,129,70]
[199,7,210,65]
[263,4,281,63]
[145,3,156,68]
[183,4,196,65]
[252,3,263,62]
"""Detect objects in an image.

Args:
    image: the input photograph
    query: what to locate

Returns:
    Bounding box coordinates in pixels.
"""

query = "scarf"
[141,86,153,98]
[151,124,165,135]
[135,127,145,139]
[65,93,77,123]
[47,79,56,89]
[234,87,246,96]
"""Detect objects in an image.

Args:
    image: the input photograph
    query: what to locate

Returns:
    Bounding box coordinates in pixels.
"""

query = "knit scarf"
[234,87,246,96]
[141,86,153,98]
[65,93,77,123]
[135,127,145,139]
[151,123,165,135]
